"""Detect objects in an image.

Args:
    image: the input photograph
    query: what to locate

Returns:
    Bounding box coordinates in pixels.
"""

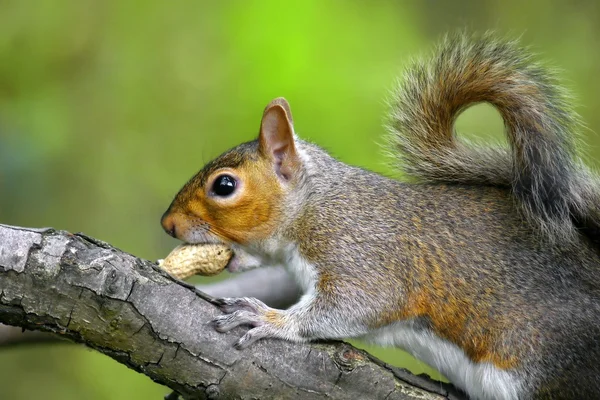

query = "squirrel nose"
[161,212,177,238]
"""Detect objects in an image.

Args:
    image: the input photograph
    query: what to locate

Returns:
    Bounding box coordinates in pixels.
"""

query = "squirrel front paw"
[212,297,285,349]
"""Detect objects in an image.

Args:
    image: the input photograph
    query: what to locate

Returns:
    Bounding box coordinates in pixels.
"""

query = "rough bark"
[0,224,466,400]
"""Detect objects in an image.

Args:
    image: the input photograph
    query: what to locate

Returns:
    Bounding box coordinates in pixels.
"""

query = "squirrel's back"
[387,33,600,244]
[292,140,600,399]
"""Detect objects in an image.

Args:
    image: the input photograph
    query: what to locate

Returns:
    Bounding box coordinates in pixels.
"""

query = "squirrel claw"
[234,326,271,349]
[212,297,281,348]
[212,310,264,332]
[213,296,267,313]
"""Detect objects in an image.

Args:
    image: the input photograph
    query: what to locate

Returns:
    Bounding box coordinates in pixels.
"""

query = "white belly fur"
[365,321,523,400]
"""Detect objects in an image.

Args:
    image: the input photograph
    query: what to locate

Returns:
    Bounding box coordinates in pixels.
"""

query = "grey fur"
[386,32,600,243]
[213,138,600,399]
[170,33,600,400]
[289,140,600,399]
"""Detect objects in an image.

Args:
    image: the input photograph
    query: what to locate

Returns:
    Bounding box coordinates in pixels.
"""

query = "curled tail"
[387,32,600,243]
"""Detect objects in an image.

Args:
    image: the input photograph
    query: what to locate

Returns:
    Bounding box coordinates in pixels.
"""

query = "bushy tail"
[387,32,600,243]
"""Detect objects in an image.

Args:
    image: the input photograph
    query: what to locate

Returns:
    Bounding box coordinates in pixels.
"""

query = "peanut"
[158,243,232,279]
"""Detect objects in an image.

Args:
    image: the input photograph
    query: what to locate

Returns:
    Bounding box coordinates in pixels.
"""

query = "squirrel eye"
[211,174,237,197]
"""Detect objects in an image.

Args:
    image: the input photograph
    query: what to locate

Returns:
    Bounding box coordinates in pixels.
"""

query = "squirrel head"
[161,97,304,246]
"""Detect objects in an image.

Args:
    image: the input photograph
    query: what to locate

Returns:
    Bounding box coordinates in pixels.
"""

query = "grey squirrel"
[161,33,600,399]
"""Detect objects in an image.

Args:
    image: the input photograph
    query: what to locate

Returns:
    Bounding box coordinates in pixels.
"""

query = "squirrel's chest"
[249,240,317,293]
[365,322,523,400]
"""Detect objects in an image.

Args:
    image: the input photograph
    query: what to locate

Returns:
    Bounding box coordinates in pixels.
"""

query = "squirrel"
[161,33,600,400]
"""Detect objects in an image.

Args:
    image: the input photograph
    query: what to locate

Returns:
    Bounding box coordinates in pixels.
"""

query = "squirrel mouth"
[183,226,226,245]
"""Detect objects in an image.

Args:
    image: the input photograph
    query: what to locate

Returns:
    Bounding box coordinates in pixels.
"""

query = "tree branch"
[0,323,69,347]
[0,224,466,400]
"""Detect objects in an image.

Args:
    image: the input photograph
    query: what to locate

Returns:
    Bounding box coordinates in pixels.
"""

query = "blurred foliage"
[0,0,599,398]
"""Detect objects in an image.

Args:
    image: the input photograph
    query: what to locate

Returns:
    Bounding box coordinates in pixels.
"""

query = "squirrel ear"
[258,97,300,181]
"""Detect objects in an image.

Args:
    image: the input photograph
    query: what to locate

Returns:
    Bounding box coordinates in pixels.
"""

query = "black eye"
[212,174,236,197]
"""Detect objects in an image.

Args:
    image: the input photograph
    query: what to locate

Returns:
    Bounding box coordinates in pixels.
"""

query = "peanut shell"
[158,243,232,279]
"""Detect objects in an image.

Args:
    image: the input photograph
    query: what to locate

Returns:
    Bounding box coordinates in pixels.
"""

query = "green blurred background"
[1,0,599,398]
